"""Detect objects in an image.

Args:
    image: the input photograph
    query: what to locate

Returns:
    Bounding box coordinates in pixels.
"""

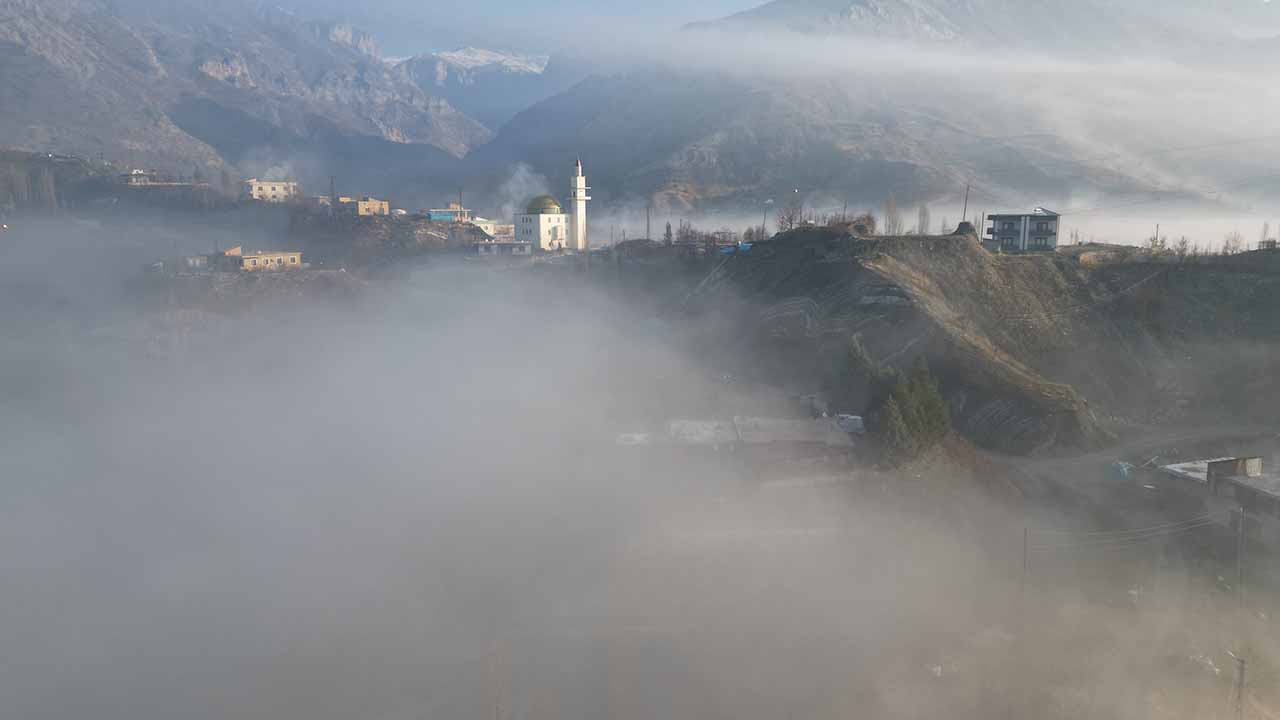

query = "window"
[290,257,298,264]
[1002,222,1016,231]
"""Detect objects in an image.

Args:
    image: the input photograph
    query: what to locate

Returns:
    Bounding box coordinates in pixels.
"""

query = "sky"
[275,0,760,55]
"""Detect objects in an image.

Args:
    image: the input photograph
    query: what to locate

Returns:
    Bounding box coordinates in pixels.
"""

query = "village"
[121,153,1091,275]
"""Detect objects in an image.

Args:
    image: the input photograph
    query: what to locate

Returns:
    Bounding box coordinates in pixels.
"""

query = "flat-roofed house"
[985,208,1060,253]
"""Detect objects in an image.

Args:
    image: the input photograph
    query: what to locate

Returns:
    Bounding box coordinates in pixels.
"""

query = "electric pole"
[1230,650,1247,720]
[1238,506,1248,622]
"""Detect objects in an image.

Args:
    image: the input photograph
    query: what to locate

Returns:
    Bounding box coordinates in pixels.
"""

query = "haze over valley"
[9,3,1280,720]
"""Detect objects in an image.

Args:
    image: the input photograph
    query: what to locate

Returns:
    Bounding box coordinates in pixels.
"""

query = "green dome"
[526,195,563,214]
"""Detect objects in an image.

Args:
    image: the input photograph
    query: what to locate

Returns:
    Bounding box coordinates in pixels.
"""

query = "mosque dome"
[526,195,564,214]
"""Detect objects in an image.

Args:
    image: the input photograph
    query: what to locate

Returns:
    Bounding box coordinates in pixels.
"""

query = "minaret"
[570,157,591,252]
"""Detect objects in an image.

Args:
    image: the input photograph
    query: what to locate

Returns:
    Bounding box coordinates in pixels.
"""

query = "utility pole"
[1238,506,1247,621]
[646,201,652,241]
[961,184,971,223]
[1230,650,1247,720]
[1021,526,1029,605]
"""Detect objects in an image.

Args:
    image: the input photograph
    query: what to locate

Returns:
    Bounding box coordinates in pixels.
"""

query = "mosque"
[515,158,591,252]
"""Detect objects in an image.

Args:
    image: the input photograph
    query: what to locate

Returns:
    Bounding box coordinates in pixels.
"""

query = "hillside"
[392,49,583,131]
[476,0,1280,213]
[701,0,1172,53]
[683,226,1280,454]
[480,68,1154,213]
[0,0,486,181]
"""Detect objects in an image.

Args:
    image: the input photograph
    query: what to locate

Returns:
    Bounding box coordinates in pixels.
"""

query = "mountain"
[0,0,488,185]
[697,0,1272,54]
[392,48,585,131]
[478,68,1153,214]
[475,0,1280,215]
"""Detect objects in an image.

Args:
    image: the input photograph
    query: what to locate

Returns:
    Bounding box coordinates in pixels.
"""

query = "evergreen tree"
[880,395,914,464]
[663,221,673,246]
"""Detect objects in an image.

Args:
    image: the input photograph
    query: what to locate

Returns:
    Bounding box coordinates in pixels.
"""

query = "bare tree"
[776,198,803,232]
[939,216,950,234]
[1262,222,1271,249]
[1223,231,1244,255]
[1174,235,1190,261]
[884,193,902,235]
[916,204,931,237]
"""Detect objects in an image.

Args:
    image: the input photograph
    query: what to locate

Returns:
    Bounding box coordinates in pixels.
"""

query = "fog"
[13,1,1280,716]
[436,6,1280,243]
[0,220,1000,720]
[5,215,1280,719]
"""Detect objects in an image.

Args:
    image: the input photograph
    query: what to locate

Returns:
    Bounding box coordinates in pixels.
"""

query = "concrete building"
[209,246,303,271]
[243,179,300,203]
[124,169,160,186]
[516,195,571,251]
[427,202,472,223]
[471,217,515,241]
[238,249,303,271]
[985,208,1060,253]
[337,196,390,217]
[1161,456,1280,544]
[514,158,590,252]
[475,241,533,257]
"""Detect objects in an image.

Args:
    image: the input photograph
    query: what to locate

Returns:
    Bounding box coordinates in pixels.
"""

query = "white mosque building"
[516,158,591,252]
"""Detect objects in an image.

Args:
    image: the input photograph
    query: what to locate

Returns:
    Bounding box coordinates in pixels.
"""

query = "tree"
[879,395,914,465]
[1223,231,1244,255]
[1174,235,1190,261]
[743,227,756,244]
[850,211,877,235]
[663,221,673,246]
[884,193,902,235]
[776,198,803,232]
[916,204,931,237]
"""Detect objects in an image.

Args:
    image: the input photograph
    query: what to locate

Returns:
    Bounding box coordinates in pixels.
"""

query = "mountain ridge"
[0,0,488,178]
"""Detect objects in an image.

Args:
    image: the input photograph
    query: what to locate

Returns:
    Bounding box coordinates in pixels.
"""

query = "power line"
[1033,512,1217,537]
[1029,515,1223,551]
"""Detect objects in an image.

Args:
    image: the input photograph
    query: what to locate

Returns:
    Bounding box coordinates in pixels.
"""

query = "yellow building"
[242,179,301,203]
[337,196,390,216]
[232,248,303,271]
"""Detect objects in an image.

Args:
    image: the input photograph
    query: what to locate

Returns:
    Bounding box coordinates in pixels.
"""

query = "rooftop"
[525,194,564,214]
[1160,457,1239,484]
[989,207,1060,218]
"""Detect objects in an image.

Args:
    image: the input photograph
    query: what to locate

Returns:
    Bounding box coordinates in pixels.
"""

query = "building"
[985,208,1060,253]
[1160,456,1280,544]
[516,195,571,251]
[237,249,304,271]
[514,158,590,252]
[471,217,515,241]
[337,196,390,217]
[427,202,472,223]
[209,246,303,272]
[243,179,300,203]
[123,169,159,186]
[475,241,533,257]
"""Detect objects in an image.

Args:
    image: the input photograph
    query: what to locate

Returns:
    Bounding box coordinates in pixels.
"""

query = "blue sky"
[280,0,760,55]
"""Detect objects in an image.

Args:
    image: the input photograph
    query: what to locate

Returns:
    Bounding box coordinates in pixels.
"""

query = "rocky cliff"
[0,0,490,177]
